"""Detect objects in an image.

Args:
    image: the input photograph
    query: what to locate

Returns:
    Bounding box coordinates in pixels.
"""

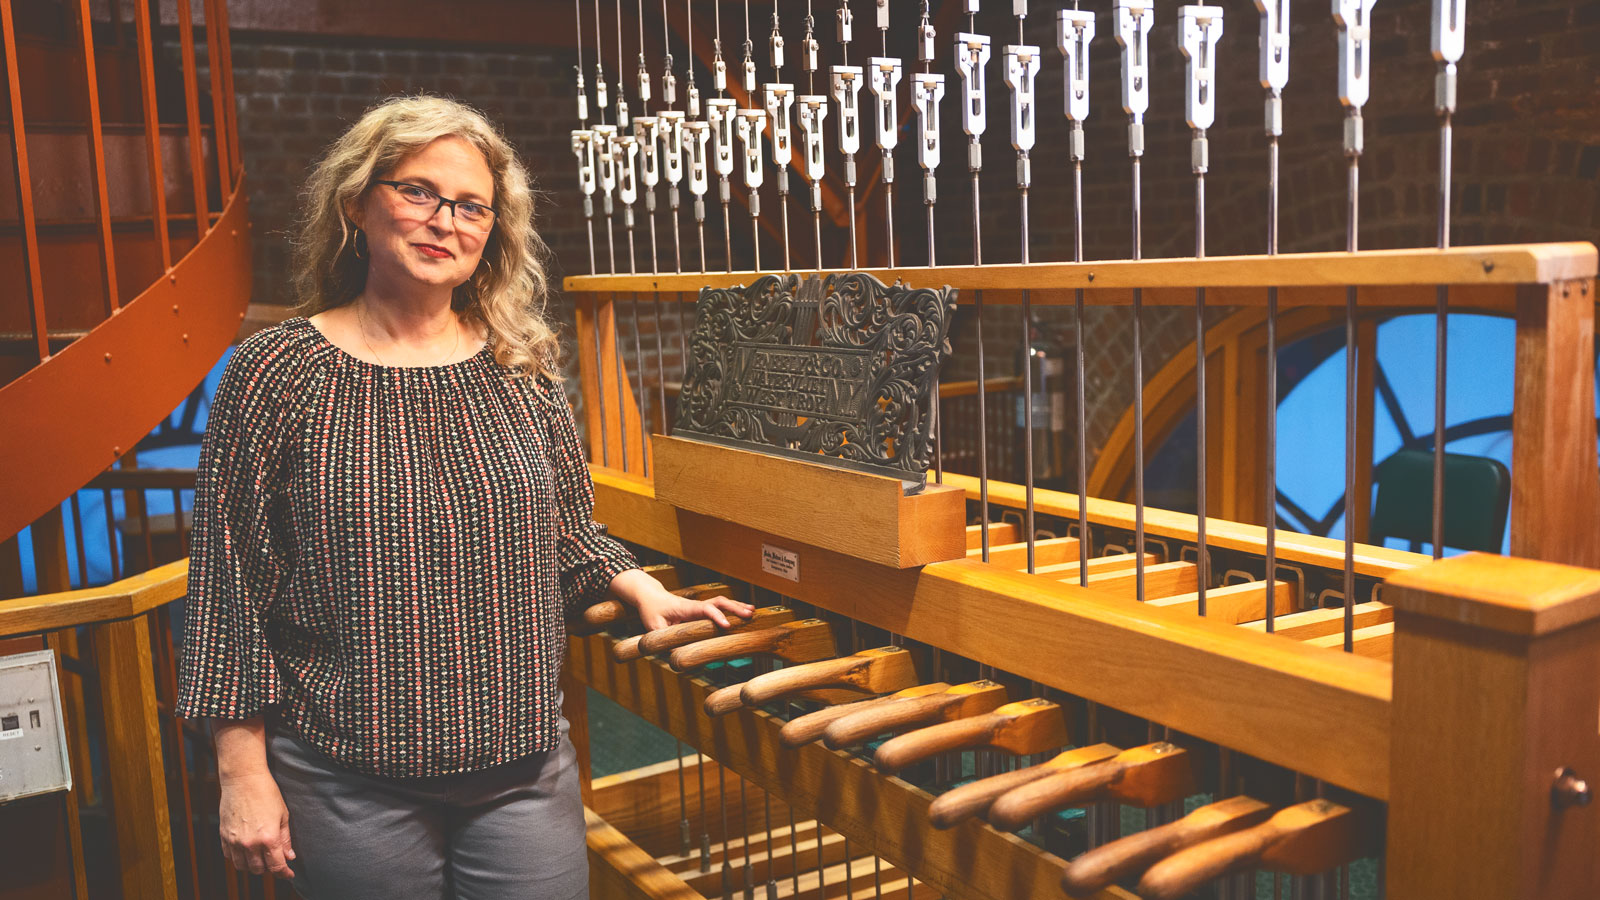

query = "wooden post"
[1386,553,1600,899]
[94,614,178,900]
[1511,279,1600,567]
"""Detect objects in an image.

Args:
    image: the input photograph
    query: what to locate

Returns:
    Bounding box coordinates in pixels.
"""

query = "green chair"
[1369,448,1510,553]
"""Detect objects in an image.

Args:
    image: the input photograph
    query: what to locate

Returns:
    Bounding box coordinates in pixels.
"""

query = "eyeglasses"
[373,180,498,232]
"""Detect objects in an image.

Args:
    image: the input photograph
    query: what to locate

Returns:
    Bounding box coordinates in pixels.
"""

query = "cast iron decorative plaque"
[674,272,957,490]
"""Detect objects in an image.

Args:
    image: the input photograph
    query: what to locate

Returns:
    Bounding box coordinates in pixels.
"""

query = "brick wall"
[197,0,1598,481]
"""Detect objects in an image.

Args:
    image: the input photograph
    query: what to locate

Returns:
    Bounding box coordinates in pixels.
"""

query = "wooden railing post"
[1386,553,1600,899]
[1511,279,1600,567]
[94,614,179,900]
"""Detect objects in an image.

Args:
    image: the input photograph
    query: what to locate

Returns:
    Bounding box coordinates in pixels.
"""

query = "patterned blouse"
[176,317,638,778]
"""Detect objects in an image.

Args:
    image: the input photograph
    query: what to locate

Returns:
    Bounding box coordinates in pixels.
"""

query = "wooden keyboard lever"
[928,744,1119,830]
[823,680,1008,749]
[668,619,837,671]
[778,683,953,748]
[568,563,680,636]
[739,647,918,706]
[1059,796,1271,896]
[872,698,1069,775]
[610,595,783,663]
[986,741,1198,831]
[706,682,875,717]
[1137,800,1365,900]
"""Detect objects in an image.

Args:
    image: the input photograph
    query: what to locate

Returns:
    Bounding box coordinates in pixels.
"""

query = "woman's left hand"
[607,568,755,631]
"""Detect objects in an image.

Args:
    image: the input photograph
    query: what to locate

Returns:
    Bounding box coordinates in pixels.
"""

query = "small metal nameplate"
[676,272,957,489]
[761,544,800,582]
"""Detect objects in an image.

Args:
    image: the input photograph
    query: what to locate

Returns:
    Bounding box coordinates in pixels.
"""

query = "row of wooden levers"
[580,565,1377,900]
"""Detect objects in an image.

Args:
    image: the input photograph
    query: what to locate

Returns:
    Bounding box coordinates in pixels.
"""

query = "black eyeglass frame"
[372,180,499,230]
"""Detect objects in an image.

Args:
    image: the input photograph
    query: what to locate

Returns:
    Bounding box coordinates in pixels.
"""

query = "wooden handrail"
[0,559,188,637]
[936,376,1024,398]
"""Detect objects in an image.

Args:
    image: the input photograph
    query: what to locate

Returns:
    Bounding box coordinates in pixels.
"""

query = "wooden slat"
[965,522,1017,551]
[1239,603,1393,641]
[1305,622,1395,660]
[589,472,1393,800]
[942,473,1428,579]
[971,536,1080,570]
[1147,580,1295,624]
[568,636,1129,900]
[1086,561,1199,600]
[1039,552,1156,580]
[563,244,1599,298]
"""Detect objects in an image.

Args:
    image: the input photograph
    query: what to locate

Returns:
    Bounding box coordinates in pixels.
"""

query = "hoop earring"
[478,256,493,277]
[353,228,368,260]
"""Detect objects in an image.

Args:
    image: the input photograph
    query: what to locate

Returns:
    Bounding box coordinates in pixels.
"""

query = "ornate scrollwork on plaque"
[675,271,957,488]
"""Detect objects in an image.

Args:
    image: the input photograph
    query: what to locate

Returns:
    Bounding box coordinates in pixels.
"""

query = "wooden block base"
[651,435,966,569]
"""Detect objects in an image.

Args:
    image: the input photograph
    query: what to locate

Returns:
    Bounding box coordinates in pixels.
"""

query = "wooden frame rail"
[589,469,1392,801]
[564,243,1596,309]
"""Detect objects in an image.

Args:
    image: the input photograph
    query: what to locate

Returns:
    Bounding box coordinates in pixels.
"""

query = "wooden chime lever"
[777,683,954,748]
[634,600,790,656]
[669,619,838,671]
[739,647,918,706]
[872,698,1069,775]
[823,679,1009,749]
[1136,800,1365,900]
[705,683,876,717]
[610,592,780,662]
[986,741,1199,831]
[927,744,1120,830]
[568,564,680,636]
[1059,796,1271,896]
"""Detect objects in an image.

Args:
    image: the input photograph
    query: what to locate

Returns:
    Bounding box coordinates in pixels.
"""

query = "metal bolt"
[172,304,180,314]
[1553,768,1591,809]
[104,353,112,363]
[1086,272,1095,282]
[169,272,177,283]
[182,333,190,343]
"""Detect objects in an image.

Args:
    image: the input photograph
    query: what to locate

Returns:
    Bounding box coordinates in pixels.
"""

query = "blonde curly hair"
[292,94,560,380]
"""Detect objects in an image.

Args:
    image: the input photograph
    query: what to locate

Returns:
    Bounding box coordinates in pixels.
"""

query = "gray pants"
[267,727,588,900]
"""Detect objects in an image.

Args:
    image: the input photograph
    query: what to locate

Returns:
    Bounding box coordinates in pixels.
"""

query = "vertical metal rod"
[1344,151,1359,651]
[699,744,712,874]
[974,172,990,562]
[1073,159,1089,583]
[76,0,121,317]
[676,740,691,856]
[720,764,733,900]
[175,0,209,240]
[1195,171,1208,614]
[132,0,172,273]
[1132,157,1146,603]
[4,0,45,362]
[202,0,234,199]
[740,777,752,900]
[1265,129,1280,629]
[1432,0,1463,559]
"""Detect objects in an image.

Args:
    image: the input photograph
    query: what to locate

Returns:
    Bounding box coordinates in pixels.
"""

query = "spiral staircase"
[1,1,251,898]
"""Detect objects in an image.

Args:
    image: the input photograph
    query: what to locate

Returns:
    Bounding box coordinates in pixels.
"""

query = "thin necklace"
[357,299,461,367]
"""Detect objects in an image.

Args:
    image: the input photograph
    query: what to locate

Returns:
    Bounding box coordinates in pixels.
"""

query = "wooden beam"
[1304,622,1394,661]
[585,808,702,900]
[563,243,1598,299]
[0,559,188,637]
[589,472,1393,800]
[969,536,1080,570]
[965,522,1017,550]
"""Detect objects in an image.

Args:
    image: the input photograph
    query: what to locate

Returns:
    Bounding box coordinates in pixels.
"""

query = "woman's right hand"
[219,770,296,879]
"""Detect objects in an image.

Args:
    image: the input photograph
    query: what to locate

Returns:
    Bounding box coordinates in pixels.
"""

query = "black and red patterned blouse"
[176,316,637,778]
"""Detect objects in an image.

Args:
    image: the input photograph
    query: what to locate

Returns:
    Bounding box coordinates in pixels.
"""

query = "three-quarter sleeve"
[534,376,639,615]
[176,331,309,721]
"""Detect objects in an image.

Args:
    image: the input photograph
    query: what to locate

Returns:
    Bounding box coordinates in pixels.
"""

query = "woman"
[176,95,750,900]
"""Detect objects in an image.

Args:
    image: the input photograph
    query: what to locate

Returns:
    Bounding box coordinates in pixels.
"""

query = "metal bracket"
[572,129,597,197]
[796,94,830,197]
[830,66,864,160]
[706,99,739,179]
[1002,44,1040,155]
[912,73,945,200]
[954,32,991,141]
[764,83,795,166]
[658,111,686,187]
[1334,0,1378,111]
[736,108,768,191]
[683,120,711,199]
[634,116,661,189]
[869,57,902,152]
[1115,0,1153,156]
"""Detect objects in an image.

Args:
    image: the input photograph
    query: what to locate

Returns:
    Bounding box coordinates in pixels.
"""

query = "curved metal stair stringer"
[0,180,252,541]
